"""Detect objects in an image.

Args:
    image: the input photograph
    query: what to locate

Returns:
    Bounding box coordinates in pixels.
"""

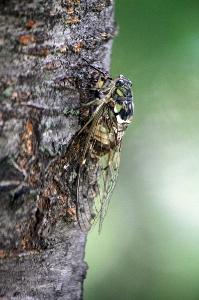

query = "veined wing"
[75,104,122,233]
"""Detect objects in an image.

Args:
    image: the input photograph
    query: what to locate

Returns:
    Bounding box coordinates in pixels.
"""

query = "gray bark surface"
[0,0,116,298]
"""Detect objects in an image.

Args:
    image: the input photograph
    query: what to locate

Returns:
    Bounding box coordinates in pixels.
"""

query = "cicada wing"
[95,147,121,233]
[76,154,102,232]
[76,146,121,233]
[76,108,122,233]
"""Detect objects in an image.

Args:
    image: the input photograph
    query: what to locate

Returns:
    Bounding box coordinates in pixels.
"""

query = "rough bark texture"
[0,0,116,298]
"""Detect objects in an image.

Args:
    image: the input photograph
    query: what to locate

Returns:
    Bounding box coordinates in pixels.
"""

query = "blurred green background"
[84,1,199,299]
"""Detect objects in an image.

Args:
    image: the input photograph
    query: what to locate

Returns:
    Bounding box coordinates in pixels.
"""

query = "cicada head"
[112,75,134,128]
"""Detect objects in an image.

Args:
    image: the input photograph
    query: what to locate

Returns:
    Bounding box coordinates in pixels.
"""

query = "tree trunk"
[0,0,116,298]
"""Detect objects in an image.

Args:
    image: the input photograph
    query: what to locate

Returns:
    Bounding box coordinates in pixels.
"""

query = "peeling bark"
[0,0,116,298]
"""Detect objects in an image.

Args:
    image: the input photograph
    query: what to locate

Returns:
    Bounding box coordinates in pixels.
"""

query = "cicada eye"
[115,79,124,87]
[128,80,132,87]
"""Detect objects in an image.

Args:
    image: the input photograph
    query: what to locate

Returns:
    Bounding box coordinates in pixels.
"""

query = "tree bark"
[0,0,116,298]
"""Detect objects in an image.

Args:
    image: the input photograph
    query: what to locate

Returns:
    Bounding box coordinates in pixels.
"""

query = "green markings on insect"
[69,60,134,234]
[114,102,123,114]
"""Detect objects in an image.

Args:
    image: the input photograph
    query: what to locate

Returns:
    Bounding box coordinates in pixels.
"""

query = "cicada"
[69,65,134,233]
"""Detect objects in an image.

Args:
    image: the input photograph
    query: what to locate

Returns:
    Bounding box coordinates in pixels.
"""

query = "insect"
[69,61,134,233]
